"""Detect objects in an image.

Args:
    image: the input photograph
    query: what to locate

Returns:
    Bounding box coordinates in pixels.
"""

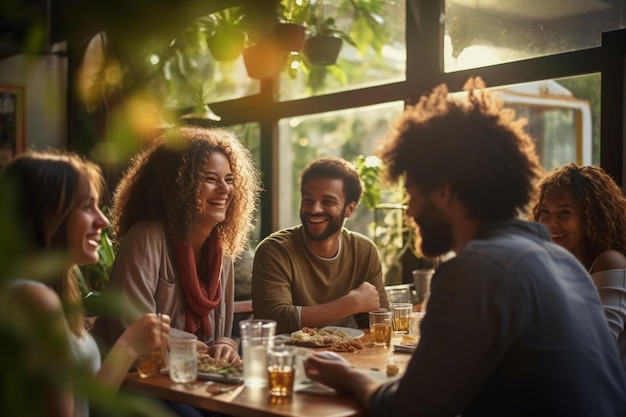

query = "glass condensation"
[444,0,625,72]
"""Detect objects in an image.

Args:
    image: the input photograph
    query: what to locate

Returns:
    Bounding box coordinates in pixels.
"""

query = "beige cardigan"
[92,221,235,349]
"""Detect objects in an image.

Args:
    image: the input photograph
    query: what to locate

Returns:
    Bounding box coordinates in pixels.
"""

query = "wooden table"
[123,331,414,417]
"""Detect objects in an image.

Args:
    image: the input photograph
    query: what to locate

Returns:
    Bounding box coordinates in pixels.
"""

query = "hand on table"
[207,341,242,365]
[305,352,382,405]
[304,353,360,395]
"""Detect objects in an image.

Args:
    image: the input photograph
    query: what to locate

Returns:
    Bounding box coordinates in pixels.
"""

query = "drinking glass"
[385,284,413,304]
[390,302,413,334]
[267,344,296,397]
[136,312,169,378]
[239,319,276,387]
[413,268,434,311]
[409,311,426,337]
[135,349,164,378]
[369,309,392,346]
[168,330,198,383]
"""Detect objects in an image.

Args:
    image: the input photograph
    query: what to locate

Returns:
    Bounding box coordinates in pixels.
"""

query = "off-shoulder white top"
[591,268,626,375]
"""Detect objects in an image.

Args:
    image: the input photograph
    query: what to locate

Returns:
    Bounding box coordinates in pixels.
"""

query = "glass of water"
[168,330,198,383]
[239,319,277,387]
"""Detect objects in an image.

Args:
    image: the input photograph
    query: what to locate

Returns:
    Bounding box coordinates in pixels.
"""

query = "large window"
[481,74,601,169]
[162,0,406,106]
[444,0,624,72]
[67,0,626,242]
[279,0,406,100]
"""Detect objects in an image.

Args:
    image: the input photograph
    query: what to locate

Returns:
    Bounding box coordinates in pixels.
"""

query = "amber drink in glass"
[369,309,392,346]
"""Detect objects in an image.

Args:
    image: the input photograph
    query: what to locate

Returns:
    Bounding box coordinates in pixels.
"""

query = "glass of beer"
[391,303,413,334]
[267,345,296,397]
[369,309,392,346]
[135,348,164,378]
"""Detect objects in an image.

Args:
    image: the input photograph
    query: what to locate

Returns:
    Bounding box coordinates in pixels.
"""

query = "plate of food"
[196,354,243,384]
[277,326,365,348]
[323,326,364,339]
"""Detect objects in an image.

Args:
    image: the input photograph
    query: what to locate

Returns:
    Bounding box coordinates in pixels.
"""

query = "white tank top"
[9,279,101,417]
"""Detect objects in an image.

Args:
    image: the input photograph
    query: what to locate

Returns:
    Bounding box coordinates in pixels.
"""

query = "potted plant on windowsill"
[205,7,246,62]
[303,15,355,66]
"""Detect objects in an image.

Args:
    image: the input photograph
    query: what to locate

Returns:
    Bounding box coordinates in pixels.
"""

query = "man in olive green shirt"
[252,157,389,334]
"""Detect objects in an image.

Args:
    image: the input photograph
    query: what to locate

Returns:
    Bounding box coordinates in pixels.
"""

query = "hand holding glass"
[135,349,164,378]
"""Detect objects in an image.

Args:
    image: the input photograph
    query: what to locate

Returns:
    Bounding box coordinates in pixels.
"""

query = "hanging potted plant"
[273,0,310,52]
[205,7,246,62]
[242,37,287,80]
[303,15,355,66]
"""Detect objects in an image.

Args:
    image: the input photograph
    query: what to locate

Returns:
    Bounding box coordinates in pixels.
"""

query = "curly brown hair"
[377,77,544,222]
[111,126,262,258]
[530,163,626,266]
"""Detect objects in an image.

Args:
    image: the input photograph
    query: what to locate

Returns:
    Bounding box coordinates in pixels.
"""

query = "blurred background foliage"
[80,0,391,122]
[353,155,422,285]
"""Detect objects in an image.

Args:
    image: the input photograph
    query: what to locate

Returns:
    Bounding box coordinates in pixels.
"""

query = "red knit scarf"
[171,232,223,339]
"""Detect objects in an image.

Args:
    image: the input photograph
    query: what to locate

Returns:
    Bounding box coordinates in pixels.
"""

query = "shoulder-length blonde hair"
[2,150,106,336]
[112,126,262,258]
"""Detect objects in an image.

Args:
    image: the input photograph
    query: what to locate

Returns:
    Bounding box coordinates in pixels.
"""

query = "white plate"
[276,336,332,347]
[277,326,365,340]
[322,326,365,339]
[276,326,365,347]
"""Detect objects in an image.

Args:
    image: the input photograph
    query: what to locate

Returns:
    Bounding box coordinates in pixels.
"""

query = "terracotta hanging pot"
[207,30,245,61]
[273,22,306,52]
[242,41,286,79]
[303,35,343,66]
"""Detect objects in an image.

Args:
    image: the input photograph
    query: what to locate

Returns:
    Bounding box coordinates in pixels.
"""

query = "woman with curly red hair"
[531,163,626,374]
[92,126,261,365]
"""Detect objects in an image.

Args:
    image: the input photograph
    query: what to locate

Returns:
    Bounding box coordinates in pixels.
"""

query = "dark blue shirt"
[371,219,626,417]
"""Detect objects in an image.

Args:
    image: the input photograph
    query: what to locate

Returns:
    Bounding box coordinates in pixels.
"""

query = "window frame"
[163,1,626,238]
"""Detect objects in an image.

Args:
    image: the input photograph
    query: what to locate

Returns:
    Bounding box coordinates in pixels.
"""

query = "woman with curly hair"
[92,126,261,372]
[530,163,626,373]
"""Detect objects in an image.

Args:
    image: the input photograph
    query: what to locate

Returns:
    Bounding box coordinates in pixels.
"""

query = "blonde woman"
[2,150,169,417]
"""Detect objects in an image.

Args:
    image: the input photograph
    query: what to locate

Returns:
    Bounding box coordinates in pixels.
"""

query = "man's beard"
[301,206,347,242]
[415,198,453,257]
